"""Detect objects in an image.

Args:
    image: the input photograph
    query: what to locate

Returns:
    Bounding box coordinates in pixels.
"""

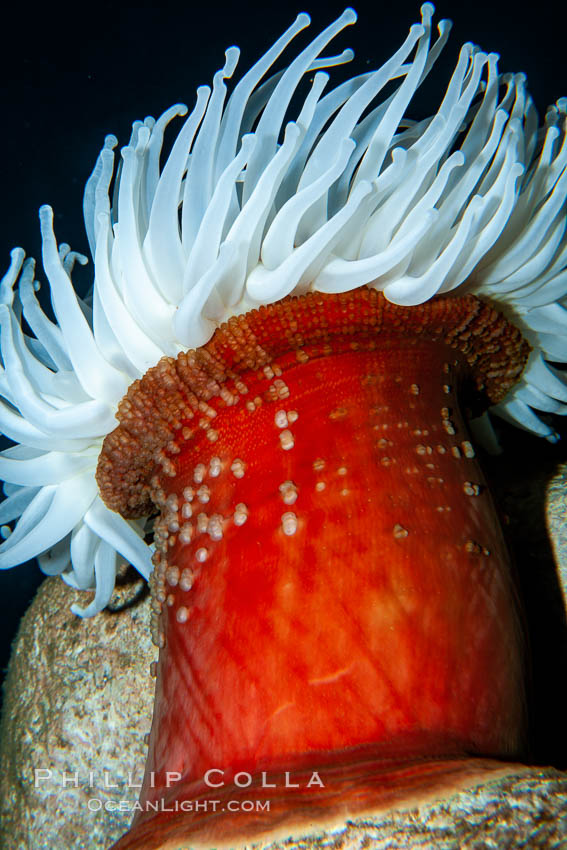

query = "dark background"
[1,0,566,766]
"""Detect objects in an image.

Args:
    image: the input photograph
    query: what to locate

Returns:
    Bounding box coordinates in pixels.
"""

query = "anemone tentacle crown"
[1,2,567,618]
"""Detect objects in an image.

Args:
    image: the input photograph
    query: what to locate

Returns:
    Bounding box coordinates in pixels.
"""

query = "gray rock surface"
[259,770,567,849]
[0,572,157,849]
[547,461,567,605]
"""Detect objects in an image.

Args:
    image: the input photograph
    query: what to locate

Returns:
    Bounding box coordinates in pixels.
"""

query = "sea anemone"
[1,4,566,847]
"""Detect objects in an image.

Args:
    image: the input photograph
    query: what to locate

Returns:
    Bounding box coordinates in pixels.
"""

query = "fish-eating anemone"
[1,5,567,848]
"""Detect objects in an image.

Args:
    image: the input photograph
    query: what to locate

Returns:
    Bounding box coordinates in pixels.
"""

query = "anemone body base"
[112,755,523,849]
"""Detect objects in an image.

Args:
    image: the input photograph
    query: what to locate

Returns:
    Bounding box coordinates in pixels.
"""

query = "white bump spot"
[234,503,248,526]
[179,523,193,544]
[193,463,206,483]
[179,569,194,591]
[463,481,481,496]
[279,480,298,505]
[176,606,190,624]
[281,512,298,536]
[165,566,180,587]
[197,485,210,504]
[279,430,294,451]
[165,494,179,512]
[275,410,288,428]
[208,515,223,541]
[462,441,475,458]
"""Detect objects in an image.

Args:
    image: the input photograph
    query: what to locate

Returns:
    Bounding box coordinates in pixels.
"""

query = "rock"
[259,769,567,849]
[0,571,157,849]
[547,461,567,604]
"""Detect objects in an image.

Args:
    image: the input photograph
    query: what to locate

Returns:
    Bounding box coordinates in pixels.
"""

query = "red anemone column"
[103,291,528,850]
